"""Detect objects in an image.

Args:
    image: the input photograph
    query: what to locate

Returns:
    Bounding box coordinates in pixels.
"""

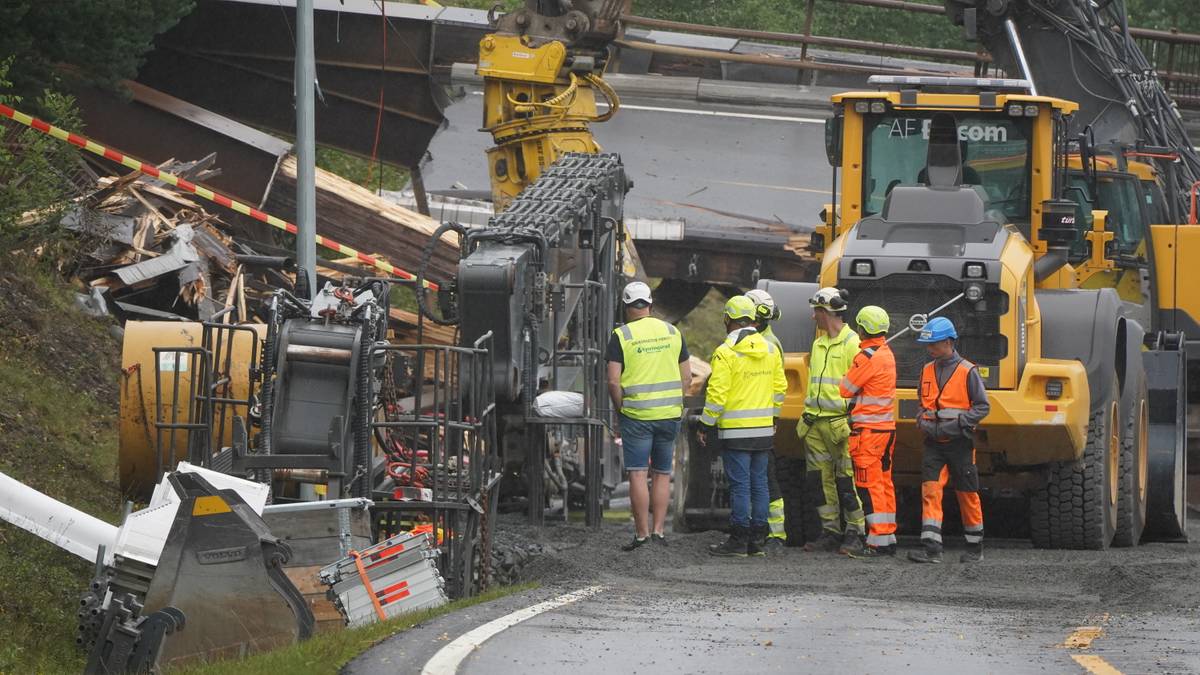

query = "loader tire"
[1112,374,1149,547]
[1030,380,1119,550]
[672,421,714,533]
[777,455,822,546]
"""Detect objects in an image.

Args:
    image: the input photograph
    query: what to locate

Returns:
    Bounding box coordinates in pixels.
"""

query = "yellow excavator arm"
[477,1,624,211]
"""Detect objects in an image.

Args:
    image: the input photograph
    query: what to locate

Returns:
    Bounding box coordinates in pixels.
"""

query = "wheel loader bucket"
[138,472,314,667]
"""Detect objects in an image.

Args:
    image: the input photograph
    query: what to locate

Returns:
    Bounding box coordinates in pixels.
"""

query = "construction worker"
[797,287,866,555]
[606,281,691,552]
[839,306,898,558]
[745,288,787,552]
[909,317,990,564]
[701,295,787,558]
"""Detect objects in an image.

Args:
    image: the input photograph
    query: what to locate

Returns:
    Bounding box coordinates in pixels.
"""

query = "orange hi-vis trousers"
[920,437,984,549]
[849,429,897,548]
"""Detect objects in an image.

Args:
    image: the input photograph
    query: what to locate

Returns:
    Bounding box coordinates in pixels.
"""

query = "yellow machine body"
[477,34,615,211]
[119,321,261,499]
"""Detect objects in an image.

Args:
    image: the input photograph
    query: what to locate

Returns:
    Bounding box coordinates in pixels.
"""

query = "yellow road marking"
[1061,626,1104,649]
[1071,654,1123,675]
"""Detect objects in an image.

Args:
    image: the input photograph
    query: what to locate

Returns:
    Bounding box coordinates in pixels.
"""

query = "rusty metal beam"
[636,239,819,289]
[651,279,711,324]
[69,79,290,207]
[137,0,446,169]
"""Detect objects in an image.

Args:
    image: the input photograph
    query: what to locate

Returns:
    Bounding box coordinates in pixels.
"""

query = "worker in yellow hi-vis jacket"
[796,287,866,556]
[700,296,787,558]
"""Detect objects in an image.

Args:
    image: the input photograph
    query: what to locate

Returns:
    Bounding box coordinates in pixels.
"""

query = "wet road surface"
[347,517,1200,675]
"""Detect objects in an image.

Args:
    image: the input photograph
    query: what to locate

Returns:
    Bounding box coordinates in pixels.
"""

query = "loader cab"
[815,78,1081,391]
[1063,153,1156,261]
[861,111,1034,227]
[823,77,1079,249]
[1058,153,1159,311]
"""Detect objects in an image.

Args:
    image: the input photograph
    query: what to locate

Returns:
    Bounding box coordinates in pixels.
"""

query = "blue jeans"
[723,448,769,528]
[619,414,680,475]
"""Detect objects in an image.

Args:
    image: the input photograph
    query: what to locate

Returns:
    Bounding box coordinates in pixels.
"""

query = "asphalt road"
[422,88,833,235]
[346,516,1200,675]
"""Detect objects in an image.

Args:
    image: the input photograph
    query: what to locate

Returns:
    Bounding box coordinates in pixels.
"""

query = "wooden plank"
[266,155,460,282]
[283,566,348,633]
[283,564,327,595]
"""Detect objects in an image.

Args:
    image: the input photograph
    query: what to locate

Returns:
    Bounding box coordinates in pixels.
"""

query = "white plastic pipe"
[0,470,118,564]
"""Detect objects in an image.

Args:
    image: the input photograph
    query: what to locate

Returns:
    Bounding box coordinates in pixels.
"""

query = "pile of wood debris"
[66,155,249,321]
[63,154,454,344]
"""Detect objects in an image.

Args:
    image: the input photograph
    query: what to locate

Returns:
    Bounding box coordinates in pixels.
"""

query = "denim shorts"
[619,414,680,475]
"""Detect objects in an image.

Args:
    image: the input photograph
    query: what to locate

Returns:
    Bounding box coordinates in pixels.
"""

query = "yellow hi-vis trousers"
[766,450,786,541]
[803,417,865,535]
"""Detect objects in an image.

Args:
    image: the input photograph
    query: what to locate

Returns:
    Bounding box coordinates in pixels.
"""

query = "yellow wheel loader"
[761,76,1187,549]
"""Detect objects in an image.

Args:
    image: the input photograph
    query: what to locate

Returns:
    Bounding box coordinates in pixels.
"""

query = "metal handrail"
[621,14,990,65]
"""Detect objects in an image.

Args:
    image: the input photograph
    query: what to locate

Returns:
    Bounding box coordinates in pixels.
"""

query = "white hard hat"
[622,281,653,305]
[809,286,849,312]
[745,288,780,321]
[745,289,775,311]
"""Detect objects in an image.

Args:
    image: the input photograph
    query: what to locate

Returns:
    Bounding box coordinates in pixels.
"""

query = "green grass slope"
[0,258,122,673]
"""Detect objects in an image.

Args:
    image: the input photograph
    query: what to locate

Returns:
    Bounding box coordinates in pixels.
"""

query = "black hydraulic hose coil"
[418,222,468,326]
[352,319,377,499]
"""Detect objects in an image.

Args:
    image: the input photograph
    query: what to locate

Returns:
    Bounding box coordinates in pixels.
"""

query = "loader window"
[862,114,1033,223]
[1066,173,1147,260]
[1142,180,1169,224]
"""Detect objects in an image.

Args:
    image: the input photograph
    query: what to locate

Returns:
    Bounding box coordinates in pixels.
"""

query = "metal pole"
[1003,18,1038,96]
[410,165,432,217]
[295,0,318,294]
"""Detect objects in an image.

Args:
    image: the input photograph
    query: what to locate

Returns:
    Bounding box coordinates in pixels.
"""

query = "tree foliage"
[0,60,86,249]
[0,1,194,249]
[0,1,195,99]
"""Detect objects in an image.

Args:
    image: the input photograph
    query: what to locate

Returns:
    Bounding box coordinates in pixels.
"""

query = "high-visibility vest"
[840,336,897,431]
[615,317,684,420]
[761,325,784,363]
[919,358,976,428]
[804,324,860,418]
[700,329,787,439]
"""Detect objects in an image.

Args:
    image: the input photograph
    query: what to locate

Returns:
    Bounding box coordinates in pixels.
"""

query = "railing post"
[801,0,817,63]
[1166,30,1178,93]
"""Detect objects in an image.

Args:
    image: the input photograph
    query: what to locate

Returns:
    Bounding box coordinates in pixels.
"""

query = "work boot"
[803,530,843,552]
[838,530,866,556]
[709,526,750,557]
[747,525,769,558]
[849,544,896,560]
[960,544,983,563]
[763,537,786,554]
[907,545,944,564]
[621,536,648,552]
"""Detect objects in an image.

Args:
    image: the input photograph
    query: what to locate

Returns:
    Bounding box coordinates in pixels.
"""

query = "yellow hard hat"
[724,295,757,321]
[856,305,890,335]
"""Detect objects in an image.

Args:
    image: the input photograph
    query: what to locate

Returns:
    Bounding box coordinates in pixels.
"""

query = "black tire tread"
[1030,383,1117,550]
[778,455,822,546]
[1113,378,1147,547]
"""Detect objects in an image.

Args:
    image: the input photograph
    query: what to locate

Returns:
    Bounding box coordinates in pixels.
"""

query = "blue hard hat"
[917,316,958,343]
